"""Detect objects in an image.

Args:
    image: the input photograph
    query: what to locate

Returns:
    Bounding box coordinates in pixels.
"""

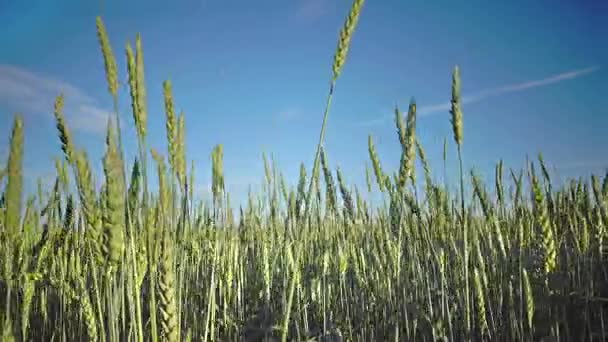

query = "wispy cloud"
[0,64,111,135]
[294,0,330,22]
[357,65,600,127]
[275,107,303,122]
[554,159,607,171]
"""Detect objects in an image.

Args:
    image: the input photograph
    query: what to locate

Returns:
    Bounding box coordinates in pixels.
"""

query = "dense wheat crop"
[1,1,607,341]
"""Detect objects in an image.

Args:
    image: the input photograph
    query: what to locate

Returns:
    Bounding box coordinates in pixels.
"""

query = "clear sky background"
[1,0,607,205]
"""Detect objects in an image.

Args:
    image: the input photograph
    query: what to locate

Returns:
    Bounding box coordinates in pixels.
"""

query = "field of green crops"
[1,1,607,341]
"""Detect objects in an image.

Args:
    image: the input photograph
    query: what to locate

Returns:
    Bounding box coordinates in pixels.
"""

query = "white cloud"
[295,0,330,22]
[358,65,601,126]
[0,64,111,135]
[276,108,303,121]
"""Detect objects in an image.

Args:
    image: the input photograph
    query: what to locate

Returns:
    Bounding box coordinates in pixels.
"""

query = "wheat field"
[1,1,607,341]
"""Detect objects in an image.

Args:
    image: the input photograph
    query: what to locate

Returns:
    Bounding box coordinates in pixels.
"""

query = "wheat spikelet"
[5,115,24,234]
[336,166,354,222]
[159,233,179,342]
[102,121,126,269]
[395,102,418,189]
[75,151,102,264]
[532,173,556,274]
[96,17,119,97]
[404,100,417,184]
[151,149,169,217]
[471,171,492,218]
[135,35,148,133]
[449,66,463,147]
[2,317,16,342]
[295,163,307,218]
[54,157,70,194]
[522,268,534,330]
[365,162,372,193]
[52,95,75,164]
[415,139,432,190]
[128,158,141,213]
[495,160,504,205]
[473,267,488,335]
[126,43,145,140]
[211,145,225,204]
[20,276,35,341]
[163,80,179,173]
[395,106,408,190]
[262,152,272,185]
[368,135,386,192]
[538,153,551,185]
[77,280,99,342]
[189,160,195,202]
[320,147,337,215]
[332,0,365,81]
[176,112,186,189]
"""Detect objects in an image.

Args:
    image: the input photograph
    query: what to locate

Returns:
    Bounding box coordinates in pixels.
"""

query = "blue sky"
[1,0,607,204]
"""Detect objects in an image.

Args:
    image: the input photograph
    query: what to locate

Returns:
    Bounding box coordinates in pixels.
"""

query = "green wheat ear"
[125,36,149,143]
[368,135,386,192]
[96,17,119,97]
[532,170,556,275]
[163,80,178,172]
[211,144,225,204]
[320,147,337,215]
[336,166,355,222]
[396,100,417,190]
[135,34,148,135]
[332,0,365,82]
[522,268,535,330]
[450,66,463,147]
[176,112,186,189]
[5,115,24,234]
[52,95,75,165]
[102,120,126,270]
[159,232,179,342]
